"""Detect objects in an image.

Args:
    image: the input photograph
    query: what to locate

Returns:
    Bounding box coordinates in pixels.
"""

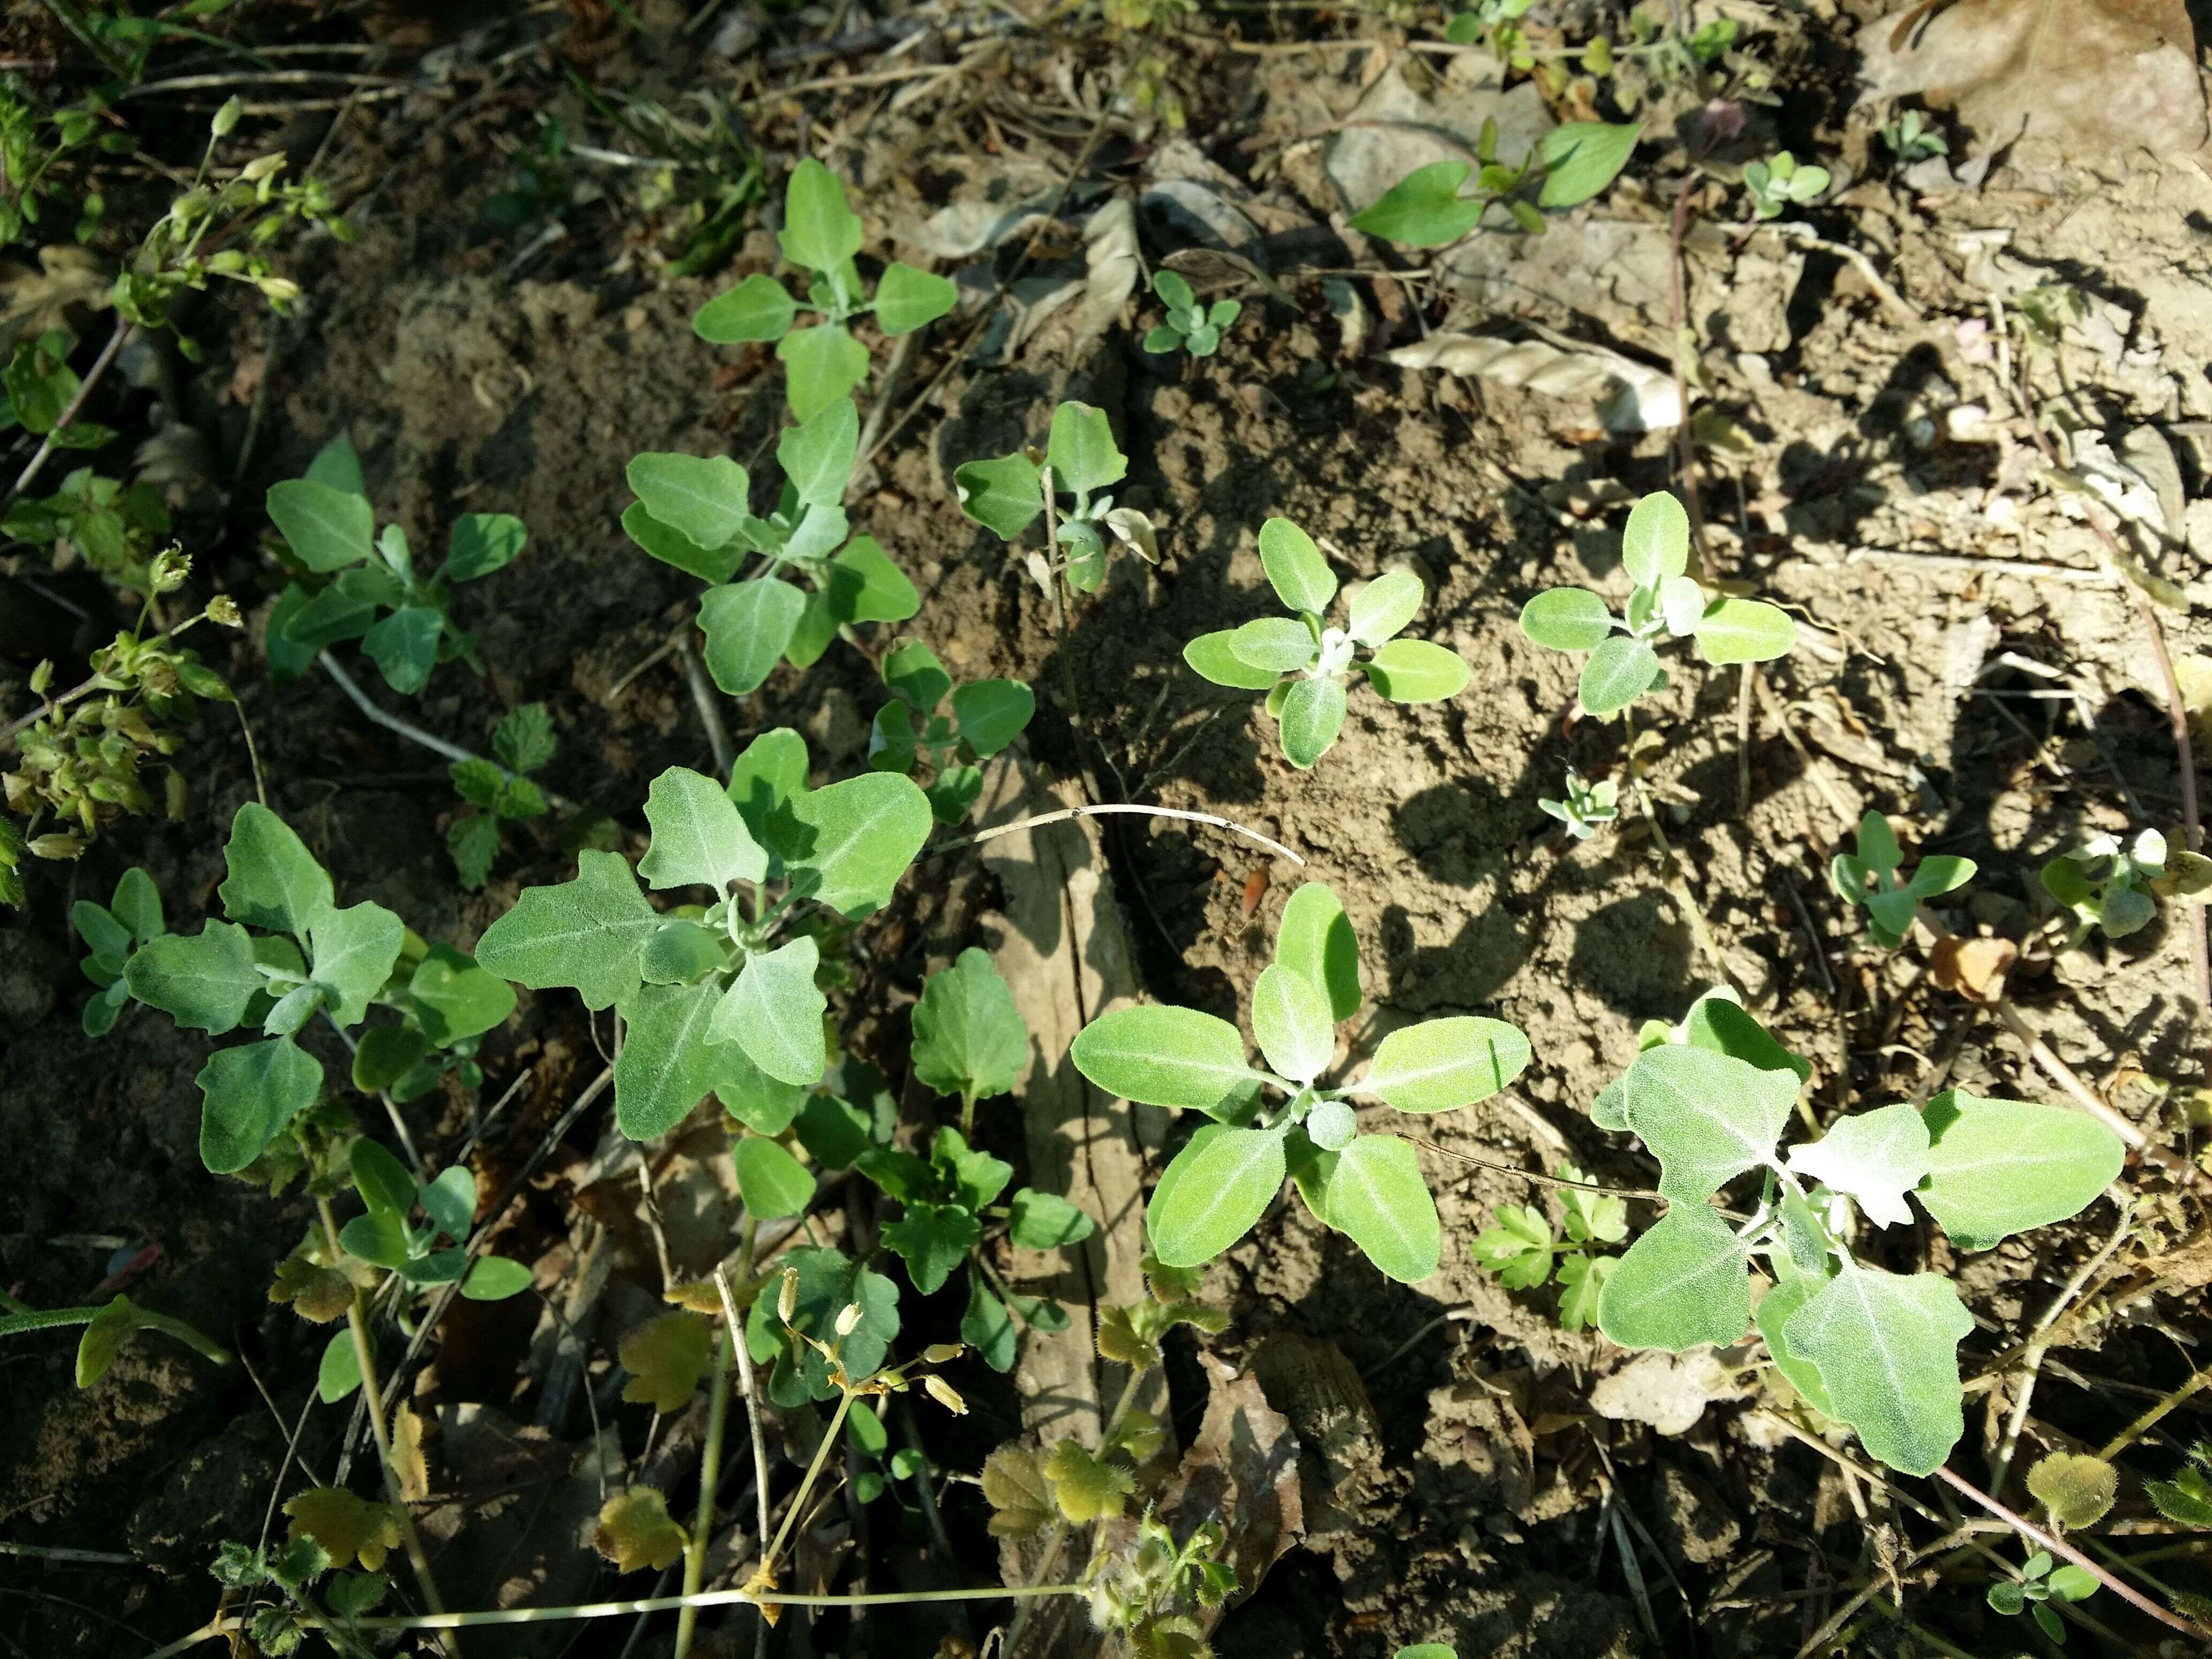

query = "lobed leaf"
[638,766,767,893]
[712,937,827,1088]
[125,921,261,1034]
[198,1036,323,1174]
[1620,1044,1798,1202]
[1781,1267,1972,1475]
[881,1202,981,1294]
[307,901,405,1027]
[1785,1101,1929,1229]
[476,849,660,1011]
[785,770,932,916]
[911,947,1028,1104]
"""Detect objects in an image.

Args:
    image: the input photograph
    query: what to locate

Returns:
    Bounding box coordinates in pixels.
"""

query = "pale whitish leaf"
[1044,402,1125,495]
[698,577,808,697]
[615,978,731,1139]
[733,1135,816,1219]
[1305,1098,1357,1151]
[779,159,864,274]
[1257,518,1336,615]
[198,1036,323,1174]
[693,273,798,345]
[1276,881,1361,1022]
[1072,1005,1257,1112]
[1348,569,1423,647]
[1782,1267,1973,1475]
[626,453,749,551]
[1365,638,1469,703]
[785,771,931,916]
[307,902,405,1027]
[1785,1102,1929,1229]
[1327,1133,1438,1282]
[911,947,1028,1104]
[1596,1203,1750,1351]
[1147,1125,1284,1266]
[1693,597,1797,665]
[712,937,825,1087]
[219,803,333,937]
[1520,587,1614,652]
[1754,1271,1837,1415]
[1228,617,1319,673]
[638,766,767,893]
[267,478,374,573]
[475,849,659,1011]
[1621,1044,1799,1203]
[1579,634,1661,716]
[1620,491,1690,589]
[777,397,858,509]
[1658,574,1705,637]
[1251,963,1335,1083]
[1280,675,1348,768]
[1185,630,1281,690]
[1917,1091,2124,1251]
[1356,1015,1531,1112]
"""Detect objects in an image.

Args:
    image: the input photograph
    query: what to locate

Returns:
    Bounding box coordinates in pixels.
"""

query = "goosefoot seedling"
[1144,269,1239,358]
[1829,808,1974,949]
[2041,827,2212,944]
[1743,150,1830,219]
[955,400,1159,594]
[1518,490,1795,717]
[1071,881,1531,1281]
[446,703,557,890]
[866,639,1035,823]
[1349,116,1640,246]
[1183,517,1470,768]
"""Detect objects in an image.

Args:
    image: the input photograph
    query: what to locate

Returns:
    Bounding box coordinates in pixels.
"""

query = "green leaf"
[1147,1125,1285,1267]
[304,435,369,498]
[912,948,1028,1104]
[410,944,515,1044]
[1620,491,1690,589]
[267,478,375,572]
[362,605,444,696]
[305,902,403,1028]
[712,937,826,1087]
[1596,1204,1751,1350]
[1782,1267,1973,1475]
[416,1165,475,1238]
[1279,675,1348,769]
[125,921,261,1033]
[693,273,798,344]
[348,1135,415,1219]
[778,397,859,509]
[1008,1189,1095,1250]
[733,1135,816,1219]
[220,803,333,937]
[777,324,870,422]
[1536,121,1641,208]
[1276,881,1361,1022]
[779,159,864,273]
[1578,633,1661,716]
[493,704,556,774]
[626,453,750,551]
[1557,1253,1614,1329]
[698,577,809,697]
[1072,1005,1257,1112]
[1754,1271,1837,1415]
[339,1210,410,1268]
[354,1026,431,1094]
[1917,1092,2125,1251]
[874,263,957,334]
[1327,1134,1439,1282]
[1184,630,1282,690]
[1364,638,1469,703]
[1347,161,1479,248]
[1520,587,1615,652]
[1682,992,1812,1083]
[461,1257,533,1301]
[727,728,810,863]
[962,1273,1018,1371]
[1622,1044,1798,1203]
[613,978,729,1139]
[953,452,1044,541]
[642,918,723,984]
[1348,570,1423,646]
[1785,1102,1930,1229]
[112,868,164,943]
[318,1328,361,1402]
[475,848,659,1011]
[950,680,1033,757]
[1252,963,1335,1083]
[1257,518,1335,615]
[1357,1015,1531,1112]
[1044,402,1126,495]
[786,771,931,916]
[819,535,918,625]
[716,1042,809,1135]
[2027,1452,2118,1530]
[623,500,741,584]
[639,766,767,893]
[1693,597,1796,665]
[1230,617,1321,673]
[444,513,526,582]
[199,1036,323,1174]
[882,1202,981,1294]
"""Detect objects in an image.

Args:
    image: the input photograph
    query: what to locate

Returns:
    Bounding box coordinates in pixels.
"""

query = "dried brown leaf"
[1930,932,2017,1004]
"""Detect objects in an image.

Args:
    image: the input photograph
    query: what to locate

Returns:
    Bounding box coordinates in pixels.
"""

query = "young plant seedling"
[866,641,1035,823]
[1538,768,1618,841]
[691,158,956,419]
[954,400,1158,594]
[1469,1165,1626,1329]
[623,397,919,695]
[1742,151,1830,220]
[3,459,172,594]
[447,703,558,891]
[265,436,528,695]
[210,1531,393,1659]
[1183,518,1470,768]
[1829,809,1974,949]
[1143,270,1239,358]
[1517,490,1795,718]
[1986,1549,2099,1643]
[1590,1014,2124,1474]
[1880,108,1947,163]
[474,728,933,1139]
[1071,881,1532,1281]
[1348,117,1640,246]
[2146,1442,2212,1528]
[2040,828,2212,944]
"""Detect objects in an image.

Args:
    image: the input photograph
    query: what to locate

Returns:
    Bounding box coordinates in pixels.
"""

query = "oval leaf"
[626,453,749,551]
[1917,1092,2125,1251]
[1578,633,1661,717]
[1347,161,1479,248]
[1781,1267,1973,1476]
[1364,638,1469,703]
[1693,596,1796,665]
[1185,630,1281,690]
[1044,402,1126,495]
[1072,1005,1255,1112]
[1252,963,1335,1083]
[1520,587,1616,652]
[1596,1203,1751,1351]
[693,272,798,344]
[1279,675,1347,769]
[1356,1015,1531,1112]
[1276,881,1361,1022]
[698,578,809,697]
[1257,518,1336,615]
[1327,1134,1439,1282]
[1146,1126,1285,1266]
[734,1135,817,1219]
[1348,569,1423,646]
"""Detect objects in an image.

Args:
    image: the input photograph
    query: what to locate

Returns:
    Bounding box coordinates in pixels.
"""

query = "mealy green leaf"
[1257,517,1336,615]
[712,937,826,1087]
[1917,1092,2125,1251]
[953,452,1044,541]
[1279,675,1348,769]
[125,921,261,1033]
[1147,1125,1285,1266]
[111,867,164,943]
[727,727,810,865]
[784,771,931,916]
[1252,962,1335,1083]
[1785,1102,1929,1229]
[638,765,767,893]
[777,324,869,422]
[1782,1267,1972,1475]
[1347,569,1423,647]
[1596,1203,1751,1350]
[267,478,375,573]
[622,500,740,584]
[626,453,750,551]
[1578,634,1661,716]
[716,1042,810,1135]
[950,679,1033,757]
[1229,617,1320,673]
[612,978,731,1139]
[219,803,333,937]
[777,397,859,509]
[475,848,659,1011]
[779,159,864,273]
[642,918,724,984]
[1693,597,1797,665]
[307,901,405,1027]
[1275,881,1361,1023]
[1044,402,1125,495]
[1072,1005,1257,1112]
[1754,1271,1837,1415]
[818,535,918,625]
[1620,491,1690,589]
[1519,587,1614,652]
[693,273,798,345]
[409,944,515,1045]
[1364,638,1470,703]
[199,1036,323,1174]
[1347,161,1478,248]
[1356,1015,1531,1112]
[1620,1044,1798,1202]
[733,1134,816,1219]
[698,577,808,697]
[1184,629,1282,690]
[1327,1134,1439,1282]
[874,262,958,334]
[911,947,1028,1104]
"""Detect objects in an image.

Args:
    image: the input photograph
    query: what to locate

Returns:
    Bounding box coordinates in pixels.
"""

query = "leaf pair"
[1184,518,1470,768]
[1348,120,1641,248]
[1143,270,1240,358]
[2041,826,2211,944]
[72,865,165,1036]
[1518,491,1794,718]
[266,436,525,693]
[333,1138,531,1302]
[692,159,956,419]
[953,402,1155,593]
[447,703,557,890]
[1828,809,1975,948]
[865,641,1035,823]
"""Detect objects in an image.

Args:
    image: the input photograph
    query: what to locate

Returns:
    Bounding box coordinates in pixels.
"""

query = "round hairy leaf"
[776,324,870,421]
[778,158,863,273]
[1257,518,1336,615]
[734,1135,817,1219]
[1275,881,1361,1022]
[778,397,860,508]
[476,848,659,1011]
[1356,1015,1531,1112]
[1228,617,1319,674]
[1326,1133,1439,1282]
[1305,1098,1357,1152]
[1364,638,1470,703]
[1596,1204,1751,1351]
[2027,1452,2118,1530]
[1917,1092,2125,1251]
[784,771,932,916]
[874,262,958,335]
[1184,630,1281,690]
[1578,633,1661,717]
[638,766,767,894]
[1044,402,1126,495]
[1347,161,1478,248]
[1620,492,1691,589]
[911,947,1028,1104]
[698,578,809,697]
[712,937,826,1087]
[1072,1005,1256,1112]
[1146,1125,1285,1266]
[1279,675,1348,769]
[199,1036,323,1174]
[693,272,798,344]
[1348,569,1423,646]
[1693,597,1797,665]
[1251,963,1335,1083]
[1620,1043,1799,1203]
[1520,587,1615,652]
[1536,121,1641,208]
[954,452,1044,541]
[626,453,749,551]
[1781,1267,1973,1475]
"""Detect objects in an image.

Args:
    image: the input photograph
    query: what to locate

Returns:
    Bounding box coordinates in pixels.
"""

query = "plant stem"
[315,1198,460,1658]
[1004,1364,1147,1649]
[758,1387,854,1586]
[317,652,579,812]
[2098,1367,2209,1461]
[0,1302,234,1367]
[1665,178,1710,570]
[672,1326,733,1659]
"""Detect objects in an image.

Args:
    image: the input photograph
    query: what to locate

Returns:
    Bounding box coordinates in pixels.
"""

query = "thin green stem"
[1004,1365,1147,1648]
[760,1387,853,1581]
[0,1302,234,1368]
[672,1326,733,1659]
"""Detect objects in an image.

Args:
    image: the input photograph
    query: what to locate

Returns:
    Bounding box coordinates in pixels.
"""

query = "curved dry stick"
[930,803,1304,867]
